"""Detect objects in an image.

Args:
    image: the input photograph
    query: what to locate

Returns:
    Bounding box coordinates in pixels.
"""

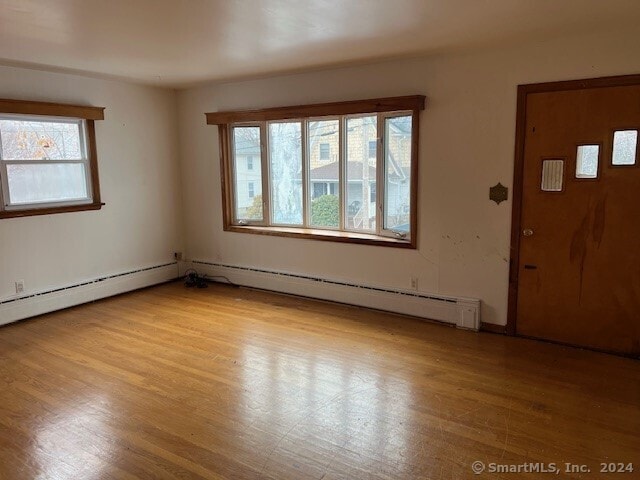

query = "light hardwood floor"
[1,281,638,479]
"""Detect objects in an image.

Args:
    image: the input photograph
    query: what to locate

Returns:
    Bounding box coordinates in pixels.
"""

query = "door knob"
[523,228,534,237]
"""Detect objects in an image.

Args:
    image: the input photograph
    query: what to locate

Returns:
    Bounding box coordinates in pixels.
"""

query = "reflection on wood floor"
[0,281,638,479]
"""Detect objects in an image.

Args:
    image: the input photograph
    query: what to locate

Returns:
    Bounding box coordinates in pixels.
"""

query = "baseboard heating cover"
[0,262,179,327]
[190,260,480,330]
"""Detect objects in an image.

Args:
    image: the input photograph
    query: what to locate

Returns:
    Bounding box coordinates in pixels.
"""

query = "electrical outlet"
[174,252,183,261]
[410,277,418,291]
[15,280,25,295]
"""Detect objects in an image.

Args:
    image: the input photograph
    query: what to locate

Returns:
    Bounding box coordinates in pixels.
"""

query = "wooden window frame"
[207,95,425,249]
[0,99,105,219]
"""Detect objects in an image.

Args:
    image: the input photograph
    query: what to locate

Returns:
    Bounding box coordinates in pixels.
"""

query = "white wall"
[0,66,183,302]
[177,28,640,326]
[1,28,637,326]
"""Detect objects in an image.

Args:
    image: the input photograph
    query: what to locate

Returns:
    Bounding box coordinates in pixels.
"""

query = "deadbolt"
[523,228,534,237]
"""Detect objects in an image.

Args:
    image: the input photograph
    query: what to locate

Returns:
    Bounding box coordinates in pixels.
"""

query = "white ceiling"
[0,0,639,89]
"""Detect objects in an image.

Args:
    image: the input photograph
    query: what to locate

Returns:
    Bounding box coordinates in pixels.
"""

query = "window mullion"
[260,122,270,226]
[227,126,237,224]
[84,157,94,202]
[376,113,384,236]
[339,116,345,231]
[302,119,309,228]
[75,119,88,162]
[84,121,94,201]
[0,163,8,211]
[0,132,4,211]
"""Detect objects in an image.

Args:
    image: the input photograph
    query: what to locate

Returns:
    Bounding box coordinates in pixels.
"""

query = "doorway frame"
[506,73,640,336]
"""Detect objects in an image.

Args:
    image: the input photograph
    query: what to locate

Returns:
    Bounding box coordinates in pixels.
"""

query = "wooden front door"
[511,76,640,356]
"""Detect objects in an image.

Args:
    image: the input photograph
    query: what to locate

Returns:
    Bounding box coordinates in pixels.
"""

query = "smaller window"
[0,100,104,219]
[368,140,377,159]
[248,182,255,198]
[231,126,263,222]
[319,143,330,161]
[612,130,638,166]
[541,159,564,192]
[576,145,599,178]
[247,156,254,170]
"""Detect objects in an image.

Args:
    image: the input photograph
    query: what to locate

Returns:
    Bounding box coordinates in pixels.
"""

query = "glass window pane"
[7,163,88,204]
[576,145,599,178]
[368,140,377,159]
[0,119,83,160]
[346,116,377,232]
[309,120,339,228]
[612,130,637,165]
[319,143,330,161]
[232,126,263,221]
[269,122,303,225]
[384,116,412,233]
[541,159,564,192]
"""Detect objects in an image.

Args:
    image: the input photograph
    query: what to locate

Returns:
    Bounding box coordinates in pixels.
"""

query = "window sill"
[0,202,104,219]
[225,224,415,248]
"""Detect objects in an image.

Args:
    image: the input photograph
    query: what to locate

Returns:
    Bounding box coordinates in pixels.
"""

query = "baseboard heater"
[190,260,480,330]
[0,262,179,327]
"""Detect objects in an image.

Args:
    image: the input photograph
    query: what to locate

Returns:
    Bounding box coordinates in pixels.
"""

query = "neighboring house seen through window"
[368,140,377,159]
[319,143,330,160]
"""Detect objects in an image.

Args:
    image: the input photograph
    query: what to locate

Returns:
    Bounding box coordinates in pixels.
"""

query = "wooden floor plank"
[1,281,639,479]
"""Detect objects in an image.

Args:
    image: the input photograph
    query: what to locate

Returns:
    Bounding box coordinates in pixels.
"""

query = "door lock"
[523,228,534,237]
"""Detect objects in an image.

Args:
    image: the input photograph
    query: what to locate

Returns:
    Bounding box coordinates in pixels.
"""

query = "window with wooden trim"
[0,99,104,219]
[207,95,425,248]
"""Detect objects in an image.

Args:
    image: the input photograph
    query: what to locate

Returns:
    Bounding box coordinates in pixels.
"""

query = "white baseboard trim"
[190,260,481,330]
[0,262,179,327]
